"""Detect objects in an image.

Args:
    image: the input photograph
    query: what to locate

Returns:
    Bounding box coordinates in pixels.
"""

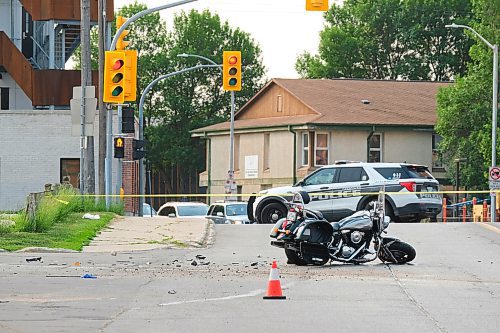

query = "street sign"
[70,86,97,137]
[489,167,500,189]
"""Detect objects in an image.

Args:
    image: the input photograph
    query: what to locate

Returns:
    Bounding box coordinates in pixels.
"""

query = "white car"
[157,202,209,219]
[248,162,441,224]
[206,202,252,224]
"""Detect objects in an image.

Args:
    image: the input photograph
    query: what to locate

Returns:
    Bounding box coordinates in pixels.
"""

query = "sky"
[113,0,343,79]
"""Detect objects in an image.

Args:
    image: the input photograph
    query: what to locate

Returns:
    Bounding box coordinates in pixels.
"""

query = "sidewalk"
[82,216,213,253]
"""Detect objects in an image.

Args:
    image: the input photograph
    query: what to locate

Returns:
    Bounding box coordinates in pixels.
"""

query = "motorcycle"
[270,189,416,266]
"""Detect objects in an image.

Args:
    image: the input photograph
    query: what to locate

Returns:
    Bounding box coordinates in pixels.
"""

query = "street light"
[446,23,498,222]
[178,53,237,199]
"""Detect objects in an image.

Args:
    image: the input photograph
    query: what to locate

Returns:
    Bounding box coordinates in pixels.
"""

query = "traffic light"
[122,107,135,133]
[306,0,328,11]
[116,16,130,51]
[223,51,241,91]
[114,137,125,158]
[103,50,126,103]
[132,139,147,160]
[124,50,137,102]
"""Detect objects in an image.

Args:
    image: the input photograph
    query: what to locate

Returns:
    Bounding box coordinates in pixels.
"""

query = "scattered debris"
[200,261,210,266]
[25,257,42,262]
[196,254,206,260]
[147,261,152,265]
[191,260,198,266]
[168,290,176,295]
[83,213,100,220]
[110,251,117,256]
[73,262,81,266]
[175,264,181,268]
[81,273,97,279]
[251,262,258,266]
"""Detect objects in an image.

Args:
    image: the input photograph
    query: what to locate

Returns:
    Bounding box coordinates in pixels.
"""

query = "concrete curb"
[14,247,79,253]
[187,220,215,248]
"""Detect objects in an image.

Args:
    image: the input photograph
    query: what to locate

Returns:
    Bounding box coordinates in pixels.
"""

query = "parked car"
[206,201,252,224]
[142,203,157,217]
[248,162,441,224]
[157,202,209,218]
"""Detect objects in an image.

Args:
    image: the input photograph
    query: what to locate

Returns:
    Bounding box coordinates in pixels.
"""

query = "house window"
[368,133,382,162]
[276,95,283,112]
[315,133,329,166]
[301,132,309,166]
[263,133,270,170]
[432,133,444,169]
[60,158,80,188]
[0,88,9,110]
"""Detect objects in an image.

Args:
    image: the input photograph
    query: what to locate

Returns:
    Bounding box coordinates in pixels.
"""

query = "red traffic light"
[228,56,238,65]
[112,59,124,70]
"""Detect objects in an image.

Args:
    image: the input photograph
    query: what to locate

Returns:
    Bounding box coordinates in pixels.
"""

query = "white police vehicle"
[248,162,441,224]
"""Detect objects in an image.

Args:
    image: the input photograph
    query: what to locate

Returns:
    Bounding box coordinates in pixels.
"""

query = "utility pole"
[81,0,95,194]
[98,0,106,195]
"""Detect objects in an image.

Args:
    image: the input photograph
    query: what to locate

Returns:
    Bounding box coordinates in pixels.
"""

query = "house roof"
[192,78,450,133]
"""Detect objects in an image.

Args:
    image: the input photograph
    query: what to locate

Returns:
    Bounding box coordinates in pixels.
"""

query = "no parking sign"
[489,167,500,189]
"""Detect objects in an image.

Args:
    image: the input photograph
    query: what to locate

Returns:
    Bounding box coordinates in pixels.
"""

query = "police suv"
[248,162,441,224]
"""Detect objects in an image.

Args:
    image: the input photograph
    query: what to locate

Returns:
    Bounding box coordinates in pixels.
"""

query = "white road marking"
[158,283,294,306]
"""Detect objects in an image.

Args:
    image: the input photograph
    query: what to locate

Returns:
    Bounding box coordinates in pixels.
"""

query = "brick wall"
[0,109,118,210]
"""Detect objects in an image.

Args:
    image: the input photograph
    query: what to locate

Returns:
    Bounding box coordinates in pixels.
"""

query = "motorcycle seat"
[331,222,341,232]
[306,209,324,219]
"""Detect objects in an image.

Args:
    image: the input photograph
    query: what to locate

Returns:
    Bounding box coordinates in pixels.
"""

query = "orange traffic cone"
[263,261,286,300]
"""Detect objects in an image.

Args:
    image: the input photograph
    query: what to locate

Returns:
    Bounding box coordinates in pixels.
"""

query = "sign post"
[489,167,500,222]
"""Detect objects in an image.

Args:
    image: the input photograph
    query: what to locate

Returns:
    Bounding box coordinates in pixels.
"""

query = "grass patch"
[0,212,115,251]
[17,187,123,233]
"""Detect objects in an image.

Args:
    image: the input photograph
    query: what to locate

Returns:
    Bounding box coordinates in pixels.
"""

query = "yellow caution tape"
[62,189,499,198]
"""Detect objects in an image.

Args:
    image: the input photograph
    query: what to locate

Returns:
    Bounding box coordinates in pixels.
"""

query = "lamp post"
[446,23,498,222]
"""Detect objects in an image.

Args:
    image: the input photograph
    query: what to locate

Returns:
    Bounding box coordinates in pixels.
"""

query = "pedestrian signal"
[114,137,125,158]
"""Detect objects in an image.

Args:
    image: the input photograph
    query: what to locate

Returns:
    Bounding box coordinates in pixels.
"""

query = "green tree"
[296,0,474,81]
[75,3,266,194]
[436,0,499,189]
[145,9,266,192]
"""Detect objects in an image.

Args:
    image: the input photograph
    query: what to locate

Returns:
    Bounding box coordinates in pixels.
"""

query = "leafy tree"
[145,9,266,191]
[74,3,266,193]
[296,0,474,81]
[436,0,499,189]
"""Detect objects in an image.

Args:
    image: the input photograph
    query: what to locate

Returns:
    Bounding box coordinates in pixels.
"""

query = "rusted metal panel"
[19,0,114,22]
[1,33,101,106]
[0,32,33,99]
[32,70,99,106]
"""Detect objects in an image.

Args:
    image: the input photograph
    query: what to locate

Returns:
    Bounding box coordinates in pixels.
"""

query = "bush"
[17,187,124,232]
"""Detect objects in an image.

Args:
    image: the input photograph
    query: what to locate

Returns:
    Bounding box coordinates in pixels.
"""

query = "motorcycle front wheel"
[379,241,416,264]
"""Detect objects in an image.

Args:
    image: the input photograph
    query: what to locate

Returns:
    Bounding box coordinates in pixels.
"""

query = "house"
[192,78,449,199]
[0,0,119,211]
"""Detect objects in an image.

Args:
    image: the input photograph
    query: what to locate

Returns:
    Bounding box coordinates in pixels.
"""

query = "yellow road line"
[478,223,500,235]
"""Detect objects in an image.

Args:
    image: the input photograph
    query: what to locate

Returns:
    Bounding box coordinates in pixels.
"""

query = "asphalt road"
[1,222,500,332]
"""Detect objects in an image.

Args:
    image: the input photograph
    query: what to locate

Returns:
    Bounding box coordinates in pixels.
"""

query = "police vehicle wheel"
[260,202,287,224]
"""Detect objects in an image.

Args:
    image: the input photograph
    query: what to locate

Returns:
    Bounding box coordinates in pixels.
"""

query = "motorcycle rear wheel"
[379,241,416,264]
[285,248,307,266]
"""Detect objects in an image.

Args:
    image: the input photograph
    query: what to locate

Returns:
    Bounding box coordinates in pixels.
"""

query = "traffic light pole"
[137,64,221,216]
[228,91,235,198]
[110,0,198,51]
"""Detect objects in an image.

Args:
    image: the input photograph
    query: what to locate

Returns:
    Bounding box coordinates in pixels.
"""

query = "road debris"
[25,257,42,262]
[195,254,206,260]
[81,273,97,279]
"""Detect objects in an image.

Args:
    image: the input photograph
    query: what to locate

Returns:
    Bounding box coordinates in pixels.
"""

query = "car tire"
[259,202,287,224]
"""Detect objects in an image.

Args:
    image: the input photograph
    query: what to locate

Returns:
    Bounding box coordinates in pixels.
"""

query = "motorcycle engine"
[341,245,355,258]
[350,231,364,244]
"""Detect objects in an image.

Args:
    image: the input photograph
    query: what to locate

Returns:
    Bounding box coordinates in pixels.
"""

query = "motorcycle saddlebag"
[296,220,333,244]
[300,242,330,264]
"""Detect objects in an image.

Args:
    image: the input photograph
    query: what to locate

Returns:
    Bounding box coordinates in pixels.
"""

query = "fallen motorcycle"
[270,189,416,266]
